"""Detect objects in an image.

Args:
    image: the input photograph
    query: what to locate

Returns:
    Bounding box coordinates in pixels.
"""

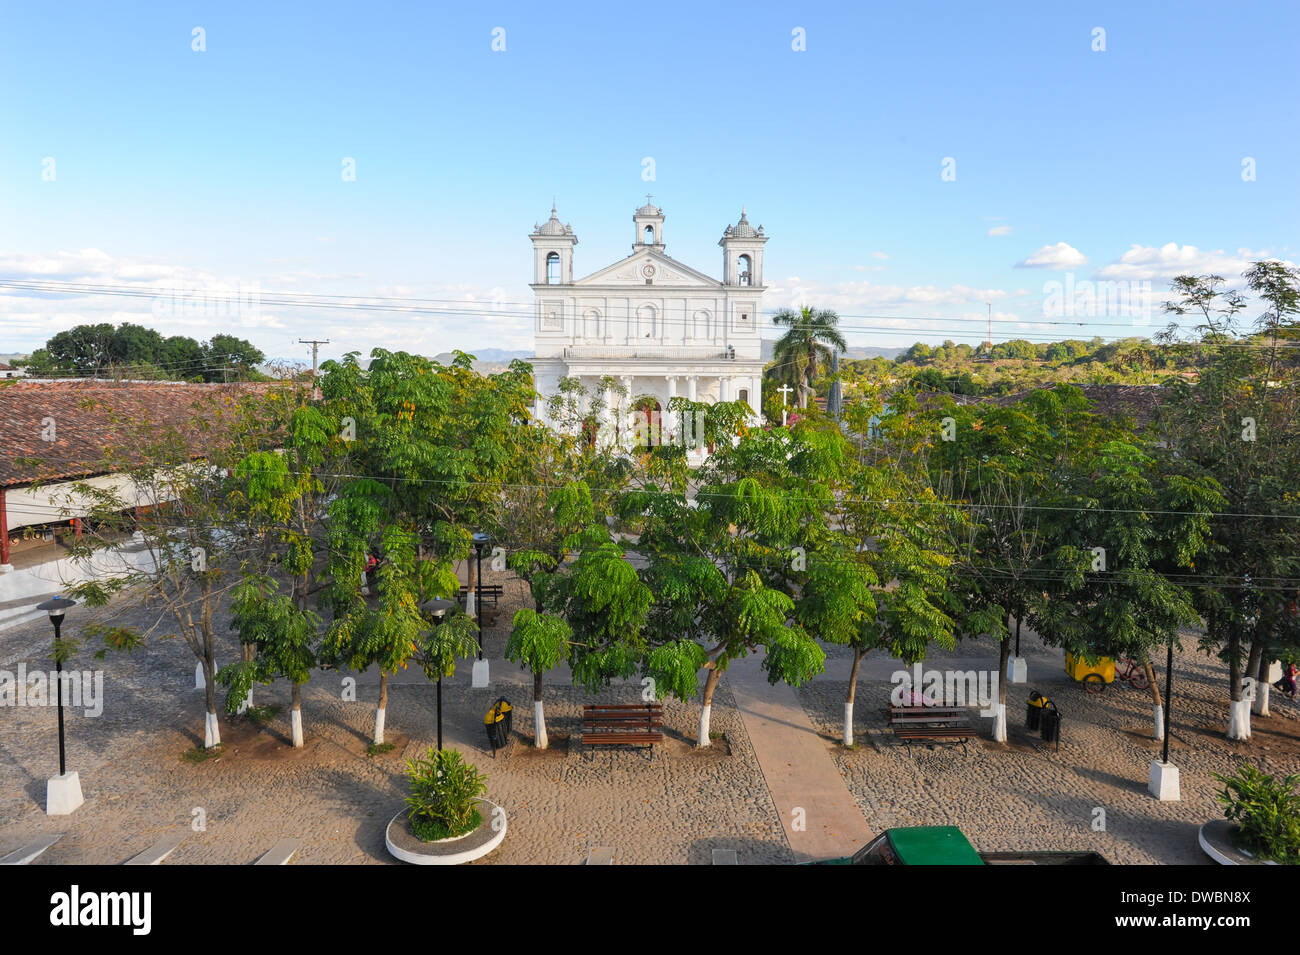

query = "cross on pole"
[778,384,794,427]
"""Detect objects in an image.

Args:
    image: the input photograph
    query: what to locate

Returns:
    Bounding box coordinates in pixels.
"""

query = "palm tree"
[770,306,847,409]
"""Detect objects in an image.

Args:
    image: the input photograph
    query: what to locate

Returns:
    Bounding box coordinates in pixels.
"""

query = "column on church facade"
[719,377,730,402]
[602,379,615,445]
[621,375,634,448]
[687,375,697,402]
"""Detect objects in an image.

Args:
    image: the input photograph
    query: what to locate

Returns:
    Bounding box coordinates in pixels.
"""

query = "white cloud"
[871,251,889,259]
[987,225,1013,237]
[1016,242,1088,269]
[0,248,537,356]
[767,277,1007,313]
[1093,243,1290,282]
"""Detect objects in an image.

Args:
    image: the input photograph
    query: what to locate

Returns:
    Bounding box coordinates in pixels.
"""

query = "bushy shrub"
[1213,764,1300,864]
[404,747,487,841]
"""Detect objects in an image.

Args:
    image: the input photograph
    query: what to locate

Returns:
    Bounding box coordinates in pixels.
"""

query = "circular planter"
[1198,819,1278,865]
[385,799,506,865]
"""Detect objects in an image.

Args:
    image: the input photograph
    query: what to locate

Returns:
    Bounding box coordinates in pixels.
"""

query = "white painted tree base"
[1153,705,1165,741]
[1148,760,1181,801]
[1228,700,1251,740]
[1253,683,1270,717]
[533,700,548,749]
[237,689,252,716]
[46,771,84,816]
[1266,660,1282,683]
[195,661,207,690]
[291,709,304,748]
[697,703,712,747]
[204,711,220,748]
[471,660,490,688]
[374,707,386,746]
[991,702,1007,742]
[843,701,854,746]
[1007,656,1027,684]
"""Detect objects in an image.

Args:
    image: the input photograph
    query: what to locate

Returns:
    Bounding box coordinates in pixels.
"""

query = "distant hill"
[760,340,904,361]
[432,348,534,373]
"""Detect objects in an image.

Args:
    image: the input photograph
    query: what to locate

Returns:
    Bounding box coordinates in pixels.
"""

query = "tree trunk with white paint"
[992,635,1010,742]
[291,683,304,748]
[374,672,388,745]
[697,667,722,747]
[1143,659,1163,738]
[533,671,547,749]
[202,654,220,747]
[1228,700,1251,740]
[844,646,865,746]
[1226,632,1246,740]
[1252,651,1271,716]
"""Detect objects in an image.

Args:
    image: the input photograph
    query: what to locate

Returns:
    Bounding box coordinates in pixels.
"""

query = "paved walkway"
[726,655,872,862]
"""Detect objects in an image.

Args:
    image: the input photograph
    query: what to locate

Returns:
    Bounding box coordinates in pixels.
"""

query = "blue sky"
[1,0,1296,364]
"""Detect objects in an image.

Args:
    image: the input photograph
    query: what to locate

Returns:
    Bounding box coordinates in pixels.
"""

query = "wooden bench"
[889,705,978,754]
[459,584,504,606]
[582,703,664,759]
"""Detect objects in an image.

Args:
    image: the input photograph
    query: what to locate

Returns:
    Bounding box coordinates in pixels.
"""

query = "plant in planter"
[404,747,487,842]
[1212,763,1300,864]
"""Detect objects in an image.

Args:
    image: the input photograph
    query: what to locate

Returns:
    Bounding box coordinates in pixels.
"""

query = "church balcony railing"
[560,345,740,360]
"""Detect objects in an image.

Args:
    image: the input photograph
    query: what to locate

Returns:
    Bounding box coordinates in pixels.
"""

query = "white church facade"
[529,200,767,439]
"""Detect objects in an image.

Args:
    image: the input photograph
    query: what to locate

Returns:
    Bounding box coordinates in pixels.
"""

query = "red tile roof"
[0,379,275,489]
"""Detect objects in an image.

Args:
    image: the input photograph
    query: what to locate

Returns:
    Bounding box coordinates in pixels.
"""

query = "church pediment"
[574,249,722,289]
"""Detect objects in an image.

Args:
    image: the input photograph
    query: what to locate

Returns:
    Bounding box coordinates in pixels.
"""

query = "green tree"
[628,426,828,746]
[1155,273,1300,737]
[771,306,847,409]
[58,384,292,747]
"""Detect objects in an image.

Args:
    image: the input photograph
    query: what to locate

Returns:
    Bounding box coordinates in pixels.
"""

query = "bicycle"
[1082,656,1149,694]
[1116,656,1150,690]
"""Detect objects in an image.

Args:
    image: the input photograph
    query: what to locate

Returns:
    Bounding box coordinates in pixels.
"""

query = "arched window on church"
[738,254,752,286]
[637,304,657,340]
[739,388,749,405]
[546,252,560,284]
[644,225,655,245]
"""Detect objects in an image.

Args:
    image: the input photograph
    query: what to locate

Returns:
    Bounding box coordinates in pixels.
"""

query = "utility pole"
[299,339,329,395]
[985,302,992,350]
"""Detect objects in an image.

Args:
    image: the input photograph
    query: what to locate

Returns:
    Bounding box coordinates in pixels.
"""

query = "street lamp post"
[36,595,83,815]
[421,598,456,751]
[470,532,491,687]
[1148,634,1181,801]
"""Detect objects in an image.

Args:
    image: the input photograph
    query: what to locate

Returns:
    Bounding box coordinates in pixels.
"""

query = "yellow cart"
[1065,652,1115,693]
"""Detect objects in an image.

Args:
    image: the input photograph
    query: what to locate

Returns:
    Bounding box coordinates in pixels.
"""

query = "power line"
[5,278,1298,347]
